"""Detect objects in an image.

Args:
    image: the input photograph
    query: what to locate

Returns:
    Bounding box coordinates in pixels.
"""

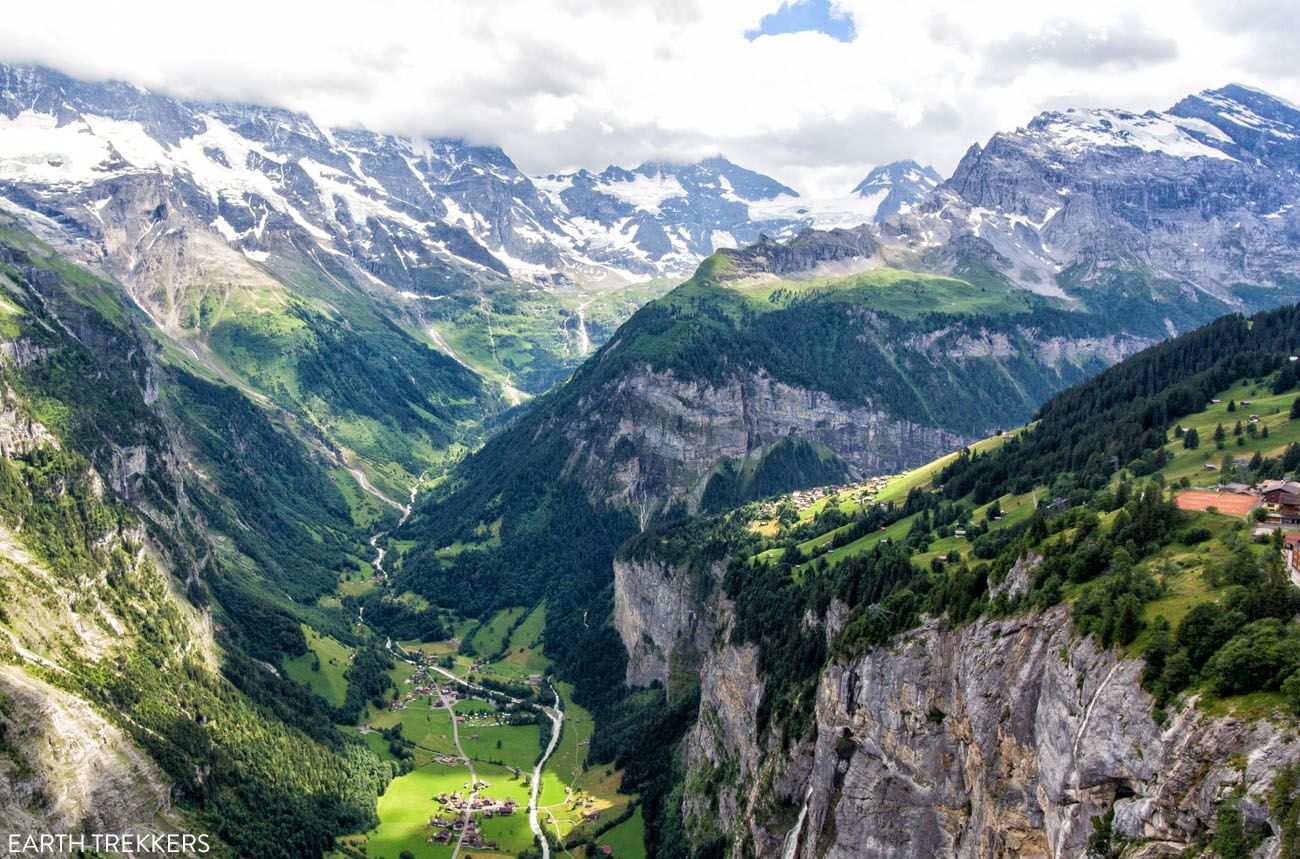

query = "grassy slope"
[282,625,353,708]
[719,266,1044,320]
[0,216,396,856]
[738,366,1300,717]
[428,277,674,396]
[1154,379,1300,485]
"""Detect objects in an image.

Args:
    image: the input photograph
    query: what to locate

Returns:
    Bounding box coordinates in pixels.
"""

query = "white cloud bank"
[1,0,1297,195]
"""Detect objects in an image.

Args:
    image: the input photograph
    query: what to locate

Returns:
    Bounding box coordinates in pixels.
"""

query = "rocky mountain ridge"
[0,62,931,291]
[873,85,1300,309]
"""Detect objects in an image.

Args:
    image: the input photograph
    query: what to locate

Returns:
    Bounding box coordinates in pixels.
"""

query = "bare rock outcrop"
[629,570,1300,858]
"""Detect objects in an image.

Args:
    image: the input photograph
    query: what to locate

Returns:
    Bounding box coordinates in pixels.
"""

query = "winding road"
[444,689,479,859]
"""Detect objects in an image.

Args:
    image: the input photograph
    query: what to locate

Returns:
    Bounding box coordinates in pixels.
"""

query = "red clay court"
[1175,490,1259,515]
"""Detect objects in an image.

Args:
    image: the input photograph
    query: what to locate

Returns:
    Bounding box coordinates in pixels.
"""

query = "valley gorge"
[5,56,1300,859]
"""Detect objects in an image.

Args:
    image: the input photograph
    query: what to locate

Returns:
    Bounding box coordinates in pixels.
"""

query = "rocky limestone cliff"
[613,554,720,687]
[566,366,973,512]
[613,547,1300,857]
[679,603,1300,858]
[0,288,216,851]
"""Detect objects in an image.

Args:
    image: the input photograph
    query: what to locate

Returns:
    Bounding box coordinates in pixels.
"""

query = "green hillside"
[0,221,398,855]
[397,255,1126,619]
[571,255,1104,436]
[625,302,1300,752]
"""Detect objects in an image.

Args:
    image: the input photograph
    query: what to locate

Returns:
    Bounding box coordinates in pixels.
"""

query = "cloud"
[0,0,1297,196]
[983,17,1178,82]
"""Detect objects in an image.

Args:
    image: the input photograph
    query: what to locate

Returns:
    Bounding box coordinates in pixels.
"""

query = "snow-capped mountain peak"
[0,63,948,287]
[849,159,943,220]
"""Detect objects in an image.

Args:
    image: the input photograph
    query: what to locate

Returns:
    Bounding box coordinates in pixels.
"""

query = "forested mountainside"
[610,301,1300,856]
[395,206,1297,634]
[388,252,1300,856]
[0,217,408,854]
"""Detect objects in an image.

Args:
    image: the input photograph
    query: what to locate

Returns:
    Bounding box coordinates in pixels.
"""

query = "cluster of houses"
[391,678,455,711]
[758,475,900,515]
[427,789,517,849]
[1260,480,1300,525]
[391,658,465,711]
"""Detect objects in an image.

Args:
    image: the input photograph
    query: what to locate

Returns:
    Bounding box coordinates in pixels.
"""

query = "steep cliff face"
[568,366,973,512]
[678,604,1300,858]
[613,550,1300,857]
[0,401,207,849]
[613,554,720,687]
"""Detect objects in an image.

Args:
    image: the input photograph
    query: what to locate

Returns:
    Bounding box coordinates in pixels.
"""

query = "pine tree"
[1183,427,1200,450]
[1228,399,1237,412]
[1215,423,1227,444]
[1114,594,1144,646]
[1292,396,1300,419]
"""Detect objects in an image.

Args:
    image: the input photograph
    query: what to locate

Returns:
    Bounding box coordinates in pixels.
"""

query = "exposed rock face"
[0,664,179,844]
[566,366,973,511]
[774,609,1300,858]
[109,444,149,499]
[613,555,719,687]
[850,161,943,222]
[0,398,58,458]
[613,545,1300,857]
[714,229,881,279]
[877,85,1300,311]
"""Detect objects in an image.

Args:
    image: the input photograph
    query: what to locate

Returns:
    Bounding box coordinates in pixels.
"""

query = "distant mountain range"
[0,63,933,288]
[877,83,1300,311]
[3,63,1300,423]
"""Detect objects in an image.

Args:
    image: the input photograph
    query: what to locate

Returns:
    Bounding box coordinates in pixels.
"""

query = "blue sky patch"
[745,0,856,43]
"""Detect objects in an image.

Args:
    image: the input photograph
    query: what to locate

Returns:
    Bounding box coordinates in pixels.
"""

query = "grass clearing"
[596,805,647,859]
[466,607,526,657]
[281,625,352,708]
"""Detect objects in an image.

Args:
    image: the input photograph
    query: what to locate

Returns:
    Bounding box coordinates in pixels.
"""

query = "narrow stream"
[528,684,565,859]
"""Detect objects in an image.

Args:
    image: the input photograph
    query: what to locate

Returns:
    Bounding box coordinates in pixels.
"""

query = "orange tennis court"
[1175,490,1259,515]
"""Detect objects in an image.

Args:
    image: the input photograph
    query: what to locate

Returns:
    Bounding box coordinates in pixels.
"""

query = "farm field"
[596,806,647,857]
[332,602,644,858]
